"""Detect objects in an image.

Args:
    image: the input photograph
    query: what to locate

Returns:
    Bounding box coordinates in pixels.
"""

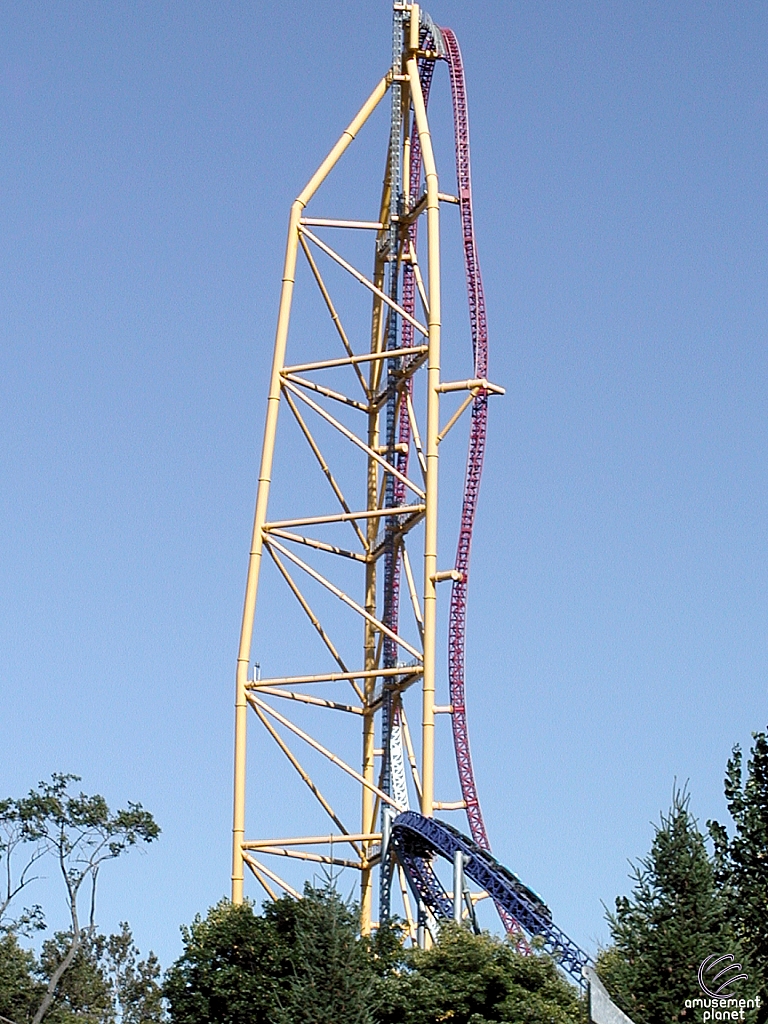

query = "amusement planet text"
[685,997,762,1022]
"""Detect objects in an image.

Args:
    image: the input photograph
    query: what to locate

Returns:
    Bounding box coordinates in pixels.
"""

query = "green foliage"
[165,887,583,1024]
[0,797,45,938]
[0,924,163,1024]
[598,787,737,1024]
[273,883,373,1024]
[709,729,768,1021]
[18,774,160,890]
[0,932,42,1024]
[374,924,584,1024]
[105,923,164,1024]
[39,933,113,1024]
[163,899,291,1024]
[165,883,376,1024]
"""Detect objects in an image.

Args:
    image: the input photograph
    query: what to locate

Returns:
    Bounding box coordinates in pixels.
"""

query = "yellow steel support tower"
[231,3,502,935]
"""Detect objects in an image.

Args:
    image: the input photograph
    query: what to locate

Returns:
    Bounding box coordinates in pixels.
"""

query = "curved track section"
[440,29,524,940]
[441,28,492,856]
[391,812,591,985]
[393,27,521,937]
[395,26,533,944]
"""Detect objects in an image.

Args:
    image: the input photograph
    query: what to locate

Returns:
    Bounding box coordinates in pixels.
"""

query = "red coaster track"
[398,27,521,937]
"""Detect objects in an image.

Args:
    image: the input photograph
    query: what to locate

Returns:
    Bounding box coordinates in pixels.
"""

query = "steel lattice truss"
[231,3,508,939]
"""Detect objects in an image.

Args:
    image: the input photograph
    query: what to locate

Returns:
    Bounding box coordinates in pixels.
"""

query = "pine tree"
[709,729,768,1024]
[165,885,376,1024]
[104,923,164,1024]
[598,787,736,1024]
[275,882,373,1024]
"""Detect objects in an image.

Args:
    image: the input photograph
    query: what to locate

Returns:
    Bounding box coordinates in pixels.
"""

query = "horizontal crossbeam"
[248,666,423,689]
[244,833,380,848]
[300,226,429,337]
[264,504,424,531]
[300,217,384,230]
[284,345,428,376]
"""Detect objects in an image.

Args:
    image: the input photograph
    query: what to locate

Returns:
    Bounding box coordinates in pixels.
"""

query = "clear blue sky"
[1,0,767,969]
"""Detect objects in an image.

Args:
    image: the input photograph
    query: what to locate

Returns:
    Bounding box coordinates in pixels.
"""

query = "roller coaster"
[230,0,594,987]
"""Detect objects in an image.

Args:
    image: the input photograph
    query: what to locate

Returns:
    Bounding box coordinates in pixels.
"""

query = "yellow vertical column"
[232,199,302,902]
[231,75,390,903]
[407,15,441,821]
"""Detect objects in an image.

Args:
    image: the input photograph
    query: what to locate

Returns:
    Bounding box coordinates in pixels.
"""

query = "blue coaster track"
[391,811,592,985]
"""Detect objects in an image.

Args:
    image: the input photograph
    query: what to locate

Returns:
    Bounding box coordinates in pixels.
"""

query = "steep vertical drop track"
[442,27,492,857]
[386,30,597,981]
[391,25,517,935]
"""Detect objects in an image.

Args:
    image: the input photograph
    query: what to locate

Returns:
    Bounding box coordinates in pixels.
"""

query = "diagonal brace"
[248,693,403,811]
[300,226,429,338]
[266,536,422,662]
[282,378,425,500]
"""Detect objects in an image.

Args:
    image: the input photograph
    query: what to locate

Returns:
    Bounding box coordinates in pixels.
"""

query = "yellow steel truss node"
[231,4,503,936]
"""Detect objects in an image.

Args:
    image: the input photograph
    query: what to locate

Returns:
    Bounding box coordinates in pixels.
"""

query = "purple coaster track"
[441,27,491,854]
[442,27,523,940]
[396,27,522,938]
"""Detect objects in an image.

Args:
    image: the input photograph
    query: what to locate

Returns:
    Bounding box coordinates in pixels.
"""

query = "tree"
[166,892,583,1024]
[374,924,584,1024]
[709,729,768,1023]
[0,924,163,1024]
[104,923,164,1024]
[597,787,737,1024]
[163,899,292,1024]
[0,932,42,1024]
[0,775,159,1024]
[38,933,113,1024]
[273,882,373,1024]
[165,883,378,1024]
[0,800,45,938]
